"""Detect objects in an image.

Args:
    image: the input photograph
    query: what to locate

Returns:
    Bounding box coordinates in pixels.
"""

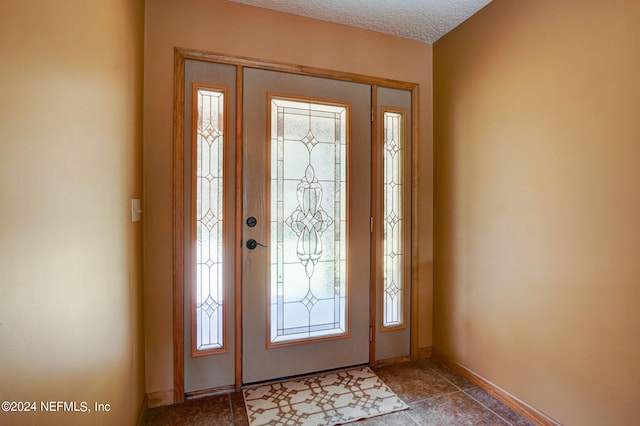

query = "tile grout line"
[405,389,464,406]
[462,389,517,426]
[345,408,421,426]
[426,364,514,425]
[430,362,524,425]
[426,362,473,391]
[389,362,470,406]
[402,408,426,426]
[227,393,237,425]
[404,387,511,426]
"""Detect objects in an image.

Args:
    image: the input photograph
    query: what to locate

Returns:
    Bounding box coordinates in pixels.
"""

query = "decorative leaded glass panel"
[269,97,348,344]
[195,87,225,351]
[383,111,405,328]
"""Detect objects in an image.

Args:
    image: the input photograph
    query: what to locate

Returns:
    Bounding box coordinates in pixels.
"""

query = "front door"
[181,56,412,394]
[241,68,372,383]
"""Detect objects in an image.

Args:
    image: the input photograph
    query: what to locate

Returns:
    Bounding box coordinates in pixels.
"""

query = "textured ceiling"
[228,0,492,44]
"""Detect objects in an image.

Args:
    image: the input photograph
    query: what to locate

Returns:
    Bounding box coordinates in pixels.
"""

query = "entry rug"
[243,366,408,425]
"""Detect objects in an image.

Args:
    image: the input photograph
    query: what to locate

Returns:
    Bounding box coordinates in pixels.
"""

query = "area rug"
[243,366,408,425]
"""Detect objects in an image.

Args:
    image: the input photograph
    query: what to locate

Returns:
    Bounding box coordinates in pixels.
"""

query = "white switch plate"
[131,199,142,222]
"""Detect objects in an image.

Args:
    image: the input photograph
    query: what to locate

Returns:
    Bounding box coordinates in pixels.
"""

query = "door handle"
[246,239,268,250]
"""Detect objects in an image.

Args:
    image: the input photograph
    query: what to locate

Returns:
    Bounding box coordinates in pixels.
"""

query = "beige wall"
[0,1,145,425]
[144,0,433,395]
[434,0,640,424]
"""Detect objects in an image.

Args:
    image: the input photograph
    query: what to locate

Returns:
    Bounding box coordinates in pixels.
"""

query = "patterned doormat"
[243,366,408,425]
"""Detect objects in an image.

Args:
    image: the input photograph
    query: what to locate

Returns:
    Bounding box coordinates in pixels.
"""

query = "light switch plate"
[131,199,142,222]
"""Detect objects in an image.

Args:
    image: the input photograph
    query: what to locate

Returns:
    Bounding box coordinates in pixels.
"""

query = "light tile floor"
[144,358,535,425]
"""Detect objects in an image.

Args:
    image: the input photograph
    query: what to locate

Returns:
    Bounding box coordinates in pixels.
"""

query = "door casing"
[172,48,420,402]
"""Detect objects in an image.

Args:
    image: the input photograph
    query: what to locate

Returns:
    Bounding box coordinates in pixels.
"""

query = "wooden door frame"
[173,47,420,402]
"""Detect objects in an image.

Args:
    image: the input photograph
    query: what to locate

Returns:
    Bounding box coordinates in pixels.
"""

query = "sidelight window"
[382,109,406,330]
[192,85,228,353]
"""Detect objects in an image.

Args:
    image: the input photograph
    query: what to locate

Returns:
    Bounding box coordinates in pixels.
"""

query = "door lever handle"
[246,239,268,250]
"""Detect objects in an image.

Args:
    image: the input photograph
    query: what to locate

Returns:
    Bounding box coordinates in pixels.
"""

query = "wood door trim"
[173,47,420,403]
[369,85,378,365]
[177,48,418,90]
[173,49,186,403]
[234,66,244,390]
[410,86,420,359]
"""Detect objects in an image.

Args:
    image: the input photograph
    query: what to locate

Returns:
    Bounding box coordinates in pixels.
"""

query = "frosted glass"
[383,111,404,328]
[195,88,225,351]
[270,97,348,344]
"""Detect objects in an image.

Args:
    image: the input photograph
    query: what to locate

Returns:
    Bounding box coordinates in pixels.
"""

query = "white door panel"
[242,68,371,383]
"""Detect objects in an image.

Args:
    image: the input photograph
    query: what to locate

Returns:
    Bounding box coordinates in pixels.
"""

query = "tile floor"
[143,358,536,425]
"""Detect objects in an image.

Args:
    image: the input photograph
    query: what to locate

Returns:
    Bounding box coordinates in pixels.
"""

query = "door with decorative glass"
[242,68,372,383]
[181,57,413,393]
[374,87,412,361]
[183,60,237,392]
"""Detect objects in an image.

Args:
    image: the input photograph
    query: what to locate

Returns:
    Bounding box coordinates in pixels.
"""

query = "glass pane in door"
[269,97,349,345]
[194,86,227,353]
[382,110,406,329]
